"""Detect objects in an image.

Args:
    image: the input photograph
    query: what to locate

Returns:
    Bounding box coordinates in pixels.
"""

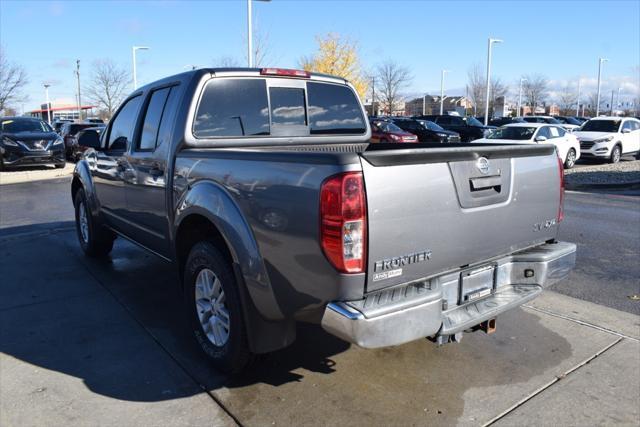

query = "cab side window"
[536,126,551,140]
[621,121,634,132]
[108,96,143,151]
[138,87,172,151]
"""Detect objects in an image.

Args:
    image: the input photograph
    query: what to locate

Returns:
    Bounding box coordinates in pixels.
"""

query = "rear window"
[306,82,365,135]
[193,78,365,139]
[194,79,269,138]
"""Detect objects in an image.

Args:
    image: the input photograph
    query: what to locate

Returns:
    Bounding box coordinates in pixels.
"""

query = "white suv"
[574,117,640,163]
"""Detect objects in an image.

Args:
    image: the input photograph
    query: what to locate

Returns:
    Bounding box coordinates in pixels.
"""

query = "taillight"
[260,68,310,78]
[557,154,565,222]
[320,172,367,273]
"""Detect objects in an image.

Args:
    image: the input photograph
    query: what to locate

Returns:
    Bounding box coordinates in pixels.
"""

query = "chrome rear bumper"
[321,241,576,348]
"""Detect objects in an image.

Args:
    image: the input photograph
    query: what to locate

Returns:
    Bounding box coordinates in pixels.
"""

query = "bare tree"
[85,60,129,119]
[466,63,509,116]
[375,60,412,115]
[585,92,605,116]
[522,74,549,115]
[0,48,28,114]
[243,26,274,67]
[558,84,577,115]
[212,55,241,68]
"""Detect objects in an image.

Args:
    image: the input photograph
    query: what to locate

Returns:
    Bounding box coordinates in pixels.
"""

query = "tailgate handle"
[470,175,502,191]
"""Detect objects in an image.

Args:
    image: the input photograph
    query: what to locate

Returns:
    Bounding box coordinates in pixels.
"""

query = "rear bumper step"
[321,241,576,348]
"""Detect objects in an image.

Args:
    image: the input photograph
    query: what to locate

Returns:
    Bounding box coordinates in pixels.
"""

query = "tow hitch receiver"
[479,318,497,334]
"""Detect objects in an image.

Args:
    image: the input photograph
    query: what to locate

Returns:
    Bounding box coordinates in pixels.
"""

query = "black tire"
[74,189,115,257]
[183,241,252,373]
[55,162,66,169]
[609,145,621,164]
[564,148,577,169]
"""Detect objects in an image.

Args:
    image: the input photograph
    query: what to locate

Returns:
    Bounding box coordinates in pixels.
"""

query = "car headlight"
[437,133,448,138]
[593,136,614,143]
[52,137,64,146]
[2,136,18,147]
[390,134,401,141]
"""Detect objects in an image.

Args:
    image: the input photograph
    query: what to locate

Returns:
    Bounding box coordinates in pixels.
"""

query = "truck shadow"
[0,223,577,424]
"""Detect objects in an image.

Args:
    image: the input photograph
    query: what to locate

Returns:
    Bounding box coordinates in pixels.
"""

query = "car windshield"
[1,119,52,133]
[419,120,445,131]
[487,126,536,140]
[545,117,562,124]
[580,120,620,133]
[375,121,404,133]
[466,116,483,127]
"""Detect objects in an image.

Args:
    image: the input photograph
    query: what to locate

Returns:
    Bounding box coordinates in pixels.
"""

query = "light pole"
[247,0,271,68]
[484,38,503,125]
[75,60,82,121]
[132,46,150,90]
[517,77,527,117]
[576,78,581,117]
[439,69,449,115]
[43,84,52,124]
[595,57,608,117]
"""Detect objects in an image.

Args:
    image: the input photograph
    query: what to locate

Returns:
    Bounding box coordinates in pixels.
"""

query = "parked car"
[573,117,640,163]
[85,118,105,124]
[75,125,106,159]
[370,119,418,143]
[575,117,590,124]
[0,117,66,170]
[53,119,73,134]
[418,115,496,142]
[486,117,526,127]
[71,67,576,373]
[60,122,103,160]
[473,123,581,168]
[391,117,459,143]
[553,116,583,127]
[413,119,461,142]
[522,116,580,132]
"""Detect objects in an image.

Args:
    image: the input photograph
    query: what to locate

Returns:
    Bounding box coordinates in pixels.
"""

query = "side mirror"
[535,136,548,142]
[622,128,631,134]
[77,130,102,150]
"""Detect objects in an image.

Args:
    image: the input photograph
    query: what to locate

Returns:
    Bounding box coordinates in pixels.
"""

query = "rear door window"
[194,79,269,138]
[306,82,365,135]
[138,87,171,151]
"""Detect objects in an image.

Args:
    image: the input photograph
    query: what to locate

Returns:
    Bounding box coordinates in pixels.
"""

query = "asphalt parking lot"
[1,175,639,426]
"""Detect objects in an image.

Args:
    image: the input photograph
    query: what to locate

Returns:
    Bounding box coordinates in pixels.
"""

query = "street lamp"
[517,77,527,117]
[595,57,608,117]
[484,37,503,125]
[576,78,581,117]
[132,46,150,90]
[43,84,52,124]
[247,0,271,68]
[439,70,449,115]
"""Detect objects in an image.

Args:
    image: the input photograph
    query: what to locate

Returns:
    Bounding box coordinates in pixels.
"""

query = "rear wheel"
[609,145,621,164]
[183,241,252,373]
[55,161,66,169]
[564,149,577,169]
[74,189,115,257]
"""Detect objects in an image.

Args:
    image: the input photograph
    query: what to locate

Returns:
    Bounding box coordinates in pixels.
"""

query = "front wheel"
[609,145,621,164]
[74,189,115,257]
[183,241,252,373]
[564,149,577,169]
[55,162,66,169]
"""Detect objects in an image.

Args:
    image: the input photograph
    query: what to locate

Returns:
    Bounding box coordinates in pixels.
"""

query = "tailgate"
[361,144,561,292]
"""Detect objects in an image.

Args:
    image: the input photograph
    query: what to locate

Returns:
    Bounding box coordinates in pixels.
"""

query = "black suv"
[417,115,495,142]
[60,122,102,160]
[0,117,66,169]
[392,117,460,142]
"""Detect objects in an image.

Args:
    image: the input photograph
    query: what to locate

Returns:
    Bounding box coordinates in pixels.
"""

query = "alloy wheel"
[195,268,230,346]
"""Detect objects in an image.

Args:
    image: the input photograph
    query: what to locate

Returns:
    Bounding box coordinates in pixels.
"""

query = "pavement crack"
[482,337,625,427]
[523,304,639,342]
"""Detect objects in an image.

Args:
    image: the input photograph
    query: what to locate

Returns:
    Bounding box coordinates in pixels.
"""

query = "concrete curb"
[0,164,74,185]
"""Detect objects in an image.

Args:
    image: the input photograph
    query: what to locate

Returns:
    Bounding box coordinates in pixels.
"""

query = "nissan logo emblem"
[476,157,490,175]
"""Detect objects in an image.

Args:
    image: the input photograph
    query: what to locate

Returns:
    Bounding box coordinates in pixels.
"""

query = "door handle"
[470,175,502,191]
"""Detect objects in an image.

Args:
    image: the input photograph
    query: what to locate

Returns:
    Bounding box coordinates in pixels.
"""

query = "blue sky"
[1,0,639,111]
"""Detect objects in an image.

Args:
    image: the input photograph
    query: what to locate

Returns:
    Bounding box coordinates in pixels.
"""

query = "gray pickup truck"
[72,68,576,373]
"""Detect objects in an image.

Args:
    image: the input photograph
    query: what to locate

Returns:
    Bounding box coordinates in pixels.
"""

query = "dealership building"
[27,102,97,121]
